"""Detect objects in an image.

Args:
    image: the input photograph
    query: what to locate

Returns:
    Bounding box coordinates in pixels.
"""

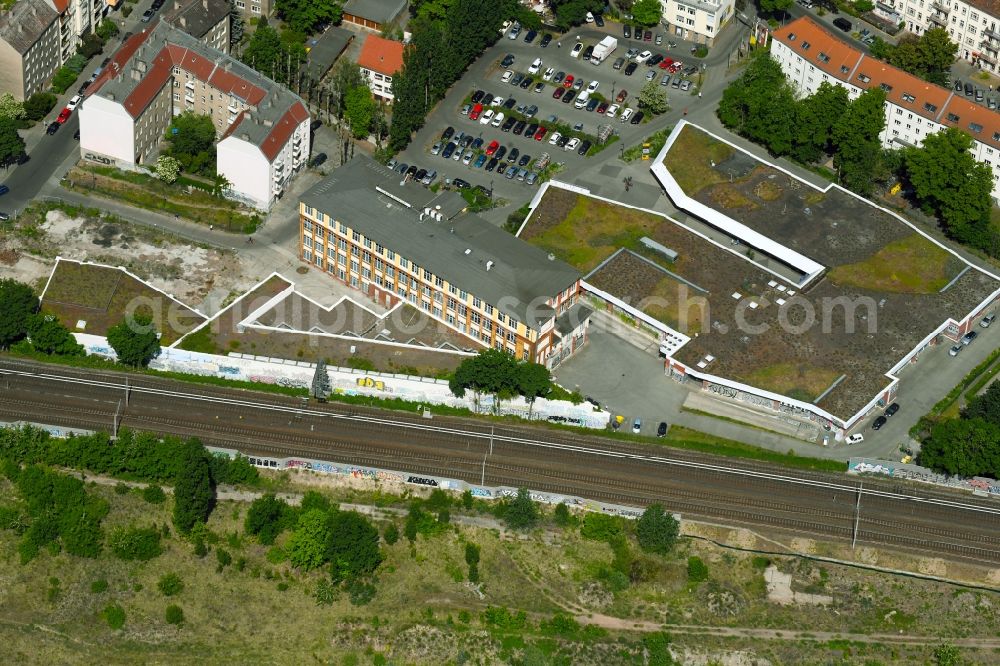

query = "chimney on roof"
[262,118,273,127]
[136,59,147,73]
[241,132,249,140]
[180,16,186,27]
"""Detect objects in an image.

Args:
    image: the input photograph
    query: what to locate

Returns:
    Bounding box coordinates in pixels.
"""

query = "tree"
[832,87,886,196]
[932,643,963,666]
[791,82,849,163]
[274,0,342,34]
[870,28,956,85]
[245,494,291,544]
[157,572,184,596]
[636,504,680,554]
[552,0,603,29]
[687,555,709,583]
[311,359,331,399]
[164,112,216,175]
[329,61,367,119]
[96,18,120,41]
[717,54,797,156]
[326,510,383,581]
[243,19,285,80]
[632,0,662,25]
[0,93,25,122]
[464,542,480,582]
[287,508,330,571]
[553,502,573,527]
[503,488,538,530]
[155,155,181,184]
[23,92,56,121]
[517,361,552,418]
[449,348,521,412]
[344,86,376,139]
[0,278,38,349]
[230,0,246,45]
[919,418,1000,478]
[904,128,993,249]
[109,526,162,561]
[106,313,161,367]
[0,118,26,168]
[77,33,104,59]
[26,313,83,356]
[964,383,1000,426]
[759,0,793,16]
[172,440,214,534]
[383,522,399,545]
[638,80,670,115]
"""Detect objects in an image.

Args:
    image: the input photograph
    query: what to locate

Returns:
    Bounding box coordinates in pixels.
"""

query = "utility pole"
[124,377,130,406]
[113,399,122,439]
[489,424,494,456]
[481,453,487,485]
[851,482,862,550]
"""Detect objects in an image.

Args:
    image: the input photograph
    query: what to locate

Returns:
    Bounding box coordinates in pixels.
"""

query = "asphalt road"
[3,356,1000,565]
[0,113,80,215]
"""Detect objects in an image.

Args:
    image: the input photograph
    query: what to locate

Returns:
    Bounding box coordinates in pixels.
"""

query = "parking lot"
[390,21,706,210]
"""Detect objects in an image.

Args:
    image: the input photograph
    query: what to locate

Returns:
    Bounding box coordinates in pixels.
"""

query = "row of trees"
[919,382,1000,479]
[718,54,888,196]
[718,55,996,253]
[0,278,83,357]
[389,0,512,151]
[448,348,555,415]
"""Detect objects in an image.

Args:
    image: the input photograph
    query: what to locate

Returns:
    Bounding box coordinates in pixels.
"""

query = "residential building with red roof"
[357,34,403,103]
[78,22,310,211]
[772,16,1000,199]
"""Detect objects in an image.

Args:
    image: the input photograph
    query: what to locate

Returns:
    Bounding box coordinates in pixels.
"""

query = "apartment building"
[80,22,309,210]
[357,34,403,103]
[161,0,231,54]
[772,16,1000,199]
[660,0,735,46]
[888,0,1000,70]
[0,0,62,100]
[298,156,592,368]
[231,0,269,21]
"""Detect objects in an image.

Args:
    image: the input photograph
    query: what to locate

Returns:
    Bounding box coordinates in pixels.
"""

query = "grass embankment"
[64,165,260,232]
[827,234,955,294]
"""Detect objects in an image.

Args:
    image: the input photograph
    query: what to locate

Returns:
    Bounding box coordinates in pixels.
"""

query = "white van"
[619,107,634,123]
[574,90,590,109]
[528,58,542,74]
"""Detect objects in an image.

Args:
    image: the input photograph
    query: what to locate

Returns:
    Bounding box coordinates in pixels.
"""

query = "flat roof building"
[79,21,310,210]
[299,156,591,367]
[342,0,406,32]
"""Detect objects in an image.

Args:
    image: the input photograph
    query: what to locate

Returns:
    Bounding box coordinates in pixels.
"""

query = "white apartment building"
[888,0,1000,70]
[357,34,402,103]
[80,22,309,210]
[772,16,1000,199]
[660,0,735,46]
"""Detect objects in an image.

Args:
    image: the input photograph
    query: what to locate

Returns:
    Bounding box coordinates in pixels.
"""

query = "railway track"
[3,358,1000,565]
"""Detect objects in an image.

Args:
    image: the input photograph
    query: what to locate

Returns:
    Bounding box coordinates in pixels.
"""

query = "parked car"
[661,74,671,86]
[512,120,527,135]
[583,45,594,60]
[540,33,552,47]
[605,103,620,117]
[553,87,565,100]
[505,165,518,179]
[623,25,631,39]
[596,101,608,114]
[495,145,507,161]
[473,154,486,168]
[616,89,628,103]
[462,150,474,165]
[586,80,599,94]
[501,53,515,68]
[519,76,533,89]
[645,69,656,81]
[533,126,548,141]
[553,71,565,84]
[442,142,457,159]
[613,57,625,70]
[846,433,864,445]
[981,313,996,328]
[533,81,545,93]
[563,74,575,88]
[525,122,539,136]
[56,107,72,124]
[949,344,963,357]
[501,116,516,132]
[511,72,525,86]
[518,154,532,166]
[46,121,60,135]
[141,8,154,21]
[507,147,519,163]
[619,107,634,123]
[453,178,471,189]
[469,103,483,120]
[525,104,538,117]
[643,30,652,41]
[547,131,563,146]
[872,415,887,431]
[577,140,592,155]
[562,89,576,104]
[491,111,505,127]
[66,95,82,111]
[485,157,499,172]
[543,67,555,81]
[570,42,583,58]
[632,418,642,434]
[565,137,580,152]
[486,140,500,156]
[503,97,517,109]
[648,54,664,67]
[528,57,542,74]
[656,422,668,437]
[630,111,645,124]
[962,330,979,345]
[501,70,513,83]
[884,403,900,417]
[680,79,692,91]
[308,153,328,167]
[525,171,539,185]
[586,98,599,112]
[414,168,427,181]
[441,126,455,141]
[624,62,637,76]
[430,142,442,155]
[524,29,537,43]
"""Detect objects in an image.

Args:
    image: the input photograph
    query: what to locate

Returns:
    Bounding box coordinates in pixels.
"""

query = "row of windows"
[302,222,524,331]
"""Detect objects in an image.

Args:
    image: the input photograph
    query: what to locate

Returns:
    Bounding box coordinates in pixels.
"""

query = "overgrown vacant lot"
[0,469,997,665]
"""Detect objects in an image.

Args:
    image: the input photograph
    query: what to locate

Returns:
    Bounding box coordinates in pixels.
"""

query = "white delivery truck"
[590,35,618,65]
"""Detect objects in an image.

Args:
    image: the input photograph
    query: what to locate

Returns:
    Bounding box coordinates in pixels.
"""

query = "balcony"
[983,38,999,52]
[929,12,947,26]
[979,50,997,64]
[985,28,1000,42]
[931,1,949,12]
[185,80,195,90]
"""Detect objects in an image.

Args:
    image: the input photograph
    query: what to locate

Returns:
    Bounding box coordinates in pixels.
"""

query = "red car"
[485,140,499,156]
[552,87,565,99]
[616,89,628,103]
[56,107,72,124]
[533,126,547,141]
[659,57,673,69]
[469,103,484,120]
[563,74,574,89]
[596,101,608,114]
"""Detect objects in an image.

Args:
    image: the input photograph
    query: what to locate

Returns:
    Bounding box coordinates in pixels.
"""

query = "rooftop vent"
[464,248,472,255]
[486,261,494,271]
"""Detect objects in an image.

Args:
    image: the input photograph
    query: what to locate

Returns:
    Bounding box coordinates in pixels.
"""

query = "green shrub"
[687,556,709,583]
[165,604,184,625]
[90,579,109,594]
[102,603,126,629]
[114,482,130,495]
[23,92,56,121]
[109,526,162,561]
[383,523,399,545]
[142,485,166,504]
[580,513,625,543]
[216,548,232,569]
[157,572,184,597]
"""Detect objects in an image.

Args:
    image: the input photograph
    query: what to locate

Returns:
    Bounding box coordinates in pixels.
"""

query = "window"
[386,266,395,278]
[338,238,347,251]
[473,297,482,309]
[363,251,372,264]
[924,102,938,113]
[969,122,984,133]
[314,254,322,267]
[947,112,960,122]
[327,246,336,258]
[902,93,915,103]
[386,250,395,261]
[459,289,468,300]
[376,243,384,254]
[458,304,468,316]
[251,4,260,12]
[303,236,312,248]
[362,267,371,279]
[303,219,313,232]
[509,318,519,330]
[400,258,409,269]
[879,83,893,92]
[339,223,348,234]
[352,230,360,242]
[434,276,444,287]
[351,260,359,273]
[485,304,494,315]
[858,73,871,83]
[801,40,811,50]
[817,52,830,63]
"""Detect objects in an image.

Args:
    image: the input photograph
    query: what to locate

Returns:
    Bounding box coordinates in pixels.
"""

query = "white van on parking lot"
[574,90,590,108]
[528,58,542,74]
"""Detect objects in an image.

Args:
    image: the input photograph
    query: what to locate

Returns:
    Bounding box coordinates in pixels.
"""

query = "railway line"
[2,357,1000,565]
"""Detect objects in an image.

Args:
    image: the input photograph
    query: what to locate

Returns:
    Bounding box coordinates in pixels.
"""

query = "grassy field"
[662,125,734,196]
[827,233,955,294]
[0,471,994,665]
[739,363,843,403]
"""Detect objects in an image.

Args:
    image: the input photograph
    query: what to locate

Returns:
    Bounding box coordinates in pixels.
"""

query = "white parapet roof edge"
[651,122,826,286]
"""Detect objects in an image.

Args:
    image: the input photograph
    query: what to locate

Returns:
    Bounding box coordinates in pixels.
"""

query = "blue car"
[474,154,487,168]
